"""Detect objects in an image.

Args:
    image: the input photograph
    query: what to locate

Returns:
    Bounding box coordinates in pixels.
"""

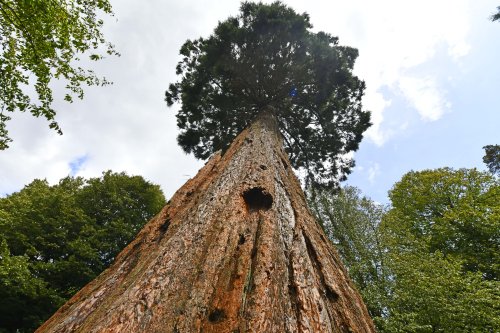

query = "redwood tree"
[37,2,375,332]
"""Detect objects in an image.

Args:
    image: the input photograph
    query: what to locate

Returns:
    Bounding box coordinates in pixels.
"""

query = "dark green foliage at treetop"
[0,171,165,333]
[166,1,371,187]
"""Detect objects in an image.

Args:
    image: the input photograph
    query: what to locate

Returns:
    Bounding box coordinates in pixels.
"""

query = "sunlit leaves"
[0,0,119,149]
[379,168,500,332]
[311,169,500,332]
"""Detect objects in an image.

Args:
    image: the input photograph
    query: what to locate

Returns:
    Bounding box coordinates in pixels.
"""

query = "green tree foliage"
[0,171,165,333]
[380,168,500,332]
[0,237,63,333]
[76,172,167,267]
[483,144,500,175]
[307,186,389,323]
[309,169,500,332]
[166,1,371,187]
[0,0,119,149]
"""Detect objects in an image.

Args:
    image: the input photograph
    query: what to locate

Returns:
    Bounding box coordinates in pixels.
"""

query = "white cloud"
[354,0,470,141]
[362,90,393,146]
[399,76,450,121]
[293,0,472,145]
[367,163,380,185]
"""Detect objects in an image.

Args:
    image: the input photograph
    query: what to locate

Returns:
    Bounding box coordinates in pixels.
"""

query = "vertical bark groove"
[36,111,375,333]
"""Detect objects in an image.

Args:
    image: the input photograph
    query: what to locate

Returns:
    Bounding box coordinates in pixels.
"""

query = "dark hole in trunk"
[238,234,246,245]
[158,217,171,239]
[325,284,340,301]
[208,308,226,323]
[243,187,273,212]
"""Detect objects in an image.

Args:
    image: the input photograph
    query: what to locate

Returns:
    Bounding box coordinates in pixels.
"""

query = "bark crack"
[286,238,301,333]
[303,231,340,303]
[304,232,341,333]
[240,213,264,318]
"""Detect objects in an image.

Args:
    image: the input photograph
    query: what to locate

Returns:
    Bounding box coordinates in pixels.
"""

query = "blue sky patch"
[69,155,89,176]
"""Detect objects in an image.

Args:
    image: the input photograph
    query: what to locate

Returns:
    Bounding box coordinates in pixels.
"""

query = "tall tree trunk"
[37,112,375,333]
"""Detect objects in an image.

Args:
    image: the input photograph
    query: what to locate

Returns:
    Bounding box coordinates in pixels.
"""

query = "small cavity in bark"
[243,187,273,212]
[208,308,226,323]
[238,234,246,245]
[159,217,171,236]
[325,284,340,301]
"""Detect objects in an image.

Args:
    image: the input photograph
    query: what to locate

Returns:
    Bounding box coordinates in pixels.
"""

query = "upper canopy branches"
[166,1,371,187]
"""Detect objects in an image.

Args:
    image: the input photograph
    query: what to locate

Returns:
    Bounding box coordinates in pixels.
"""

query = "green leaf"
[0,0,119,149]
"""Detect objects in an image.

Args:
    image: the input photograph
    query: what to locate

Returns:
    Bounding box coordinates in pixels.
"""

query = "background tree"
[0,0,119,150]
[483,144,500,175]
[76,171,167,267]
[166,1,371,187]
[307,168,500,332]
[379,168,500,332]
[0,171,165,333]
[307,186,389,326]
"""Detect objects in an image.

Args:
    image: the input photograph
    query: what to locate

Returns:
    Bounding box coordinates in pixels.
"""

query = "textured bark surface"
[37,113,375,333]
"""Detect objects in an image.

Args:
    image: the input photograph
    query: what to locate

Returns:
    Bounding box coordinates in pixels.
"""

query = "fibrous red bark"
[37,112,375,333]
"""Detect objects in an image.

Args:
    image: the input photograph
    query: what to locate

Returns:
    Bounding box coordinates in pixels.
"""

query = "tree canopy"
[309,167,500,332]
[166,1,370,187]
[379,168,499,331]
[0,171,165,333]
[0,0,118,150]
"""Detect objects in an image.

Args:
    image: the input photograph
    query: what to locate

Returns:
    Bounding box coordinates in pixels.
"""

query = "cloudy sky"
[1,0,499,204]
